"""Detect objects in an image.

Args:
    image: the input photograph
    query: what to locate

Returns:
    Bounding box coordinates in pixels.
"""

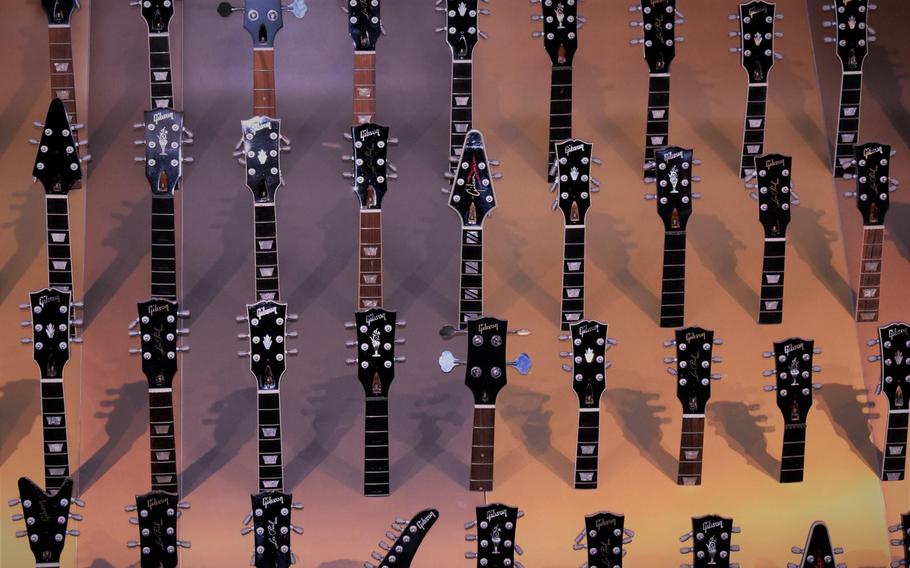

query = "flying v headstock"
[42,0,80,25]
[630,0,682,73]
[870,323,910,412]
[730,1,782,83]
[681,515,740,568]
[349,123,392,209]
[366,508,439,568]
[447,129,498,227]
[646,146,699,232]
[441,0,486,60]
[240,116,287,203]
[217,0,307,47]
[32,98,82,196]
[822,0,875,72]
[789,521,844,568]
[665,326,722,415]
[552,139,598,226]
[888,512,910,567]
[13,477,81,566]
[139,109,191,196]
[347,308,404,398]
[560,320,613,410]
[846,142,895,226]
[466,503,524,568]
[347,0,383,52]
[762,338,822,426]
[136,0,174,33]
[573,511,634,567]
[534,0,581,67]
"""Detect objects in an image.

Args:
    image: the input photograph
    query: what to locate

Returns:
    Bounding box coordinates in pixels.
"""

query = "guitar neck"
[257,391,285,492]
[660,230,686,328]
[677,414,705,486]
[363,397,390,496]
[253,203,281,302]
[353,52,377,125]
[758,237,786,324]
[358,210,383,309]
[48,24,83,187]
[449,60,473,171]
[45,196,75,293]
[644,73,670,177]
[253,48,277,117]
[855,225,884,322]
[574,408,600,489]
[881,409,908,482]
[469,405,495,492]
[779,422,807,484]
[147,32,174,109]
[548,64,573,181]
[561,225,585,330]
[40,377,71,492]
[833,71,863,178]
[148,389,178,493]
[458,227,484,328]
[151,196,178,301]
[739,82,768,178]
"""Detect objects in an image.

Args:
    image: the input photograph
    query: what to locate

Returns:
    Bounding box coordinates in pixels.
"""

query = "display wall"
[1,1,909,566]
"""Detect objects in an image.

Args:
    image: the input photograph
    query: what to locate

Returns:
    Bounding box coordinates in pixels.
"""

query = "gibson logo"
[764,158,786,169]
[595,517,617,530]
[248,118,273,135]
[147,303,170,315]
[702,519,723,531]
[359,128,381,140]
[748,5,768,16]
[685,331,706,342]
[38,294,61,307]
[565,143,585,154]
[864,146,883,159]
[890,327,909,340]
[416,510,438,531]
[257,306,278,318]
[578,323,600,337]
[152,110,175,124]
[486,508,508,522]
[784,342,804,355]
[478,322,500,333]
[663,150,684,162]
[365,312,386,325]
[261,495,284,507]
[146,496,170,509]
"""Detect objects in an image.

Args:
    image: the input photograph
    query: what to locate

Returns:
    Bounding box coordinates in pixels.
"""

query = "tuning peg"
[762,369,776,377]
[508,353,533,375]
[663,339,677,347]
[667,368,678,376]
[551,199,559,211]
[629,20,643,27]
[844,191,857,198]
[762,385,777,392]
[439,324,466,339]
[644,193,657,201]
[681,546,694,554]
[127,540,140,548]
[439,351,464,373]
[867,338,881,346]
[66,529,80,537]
[823,36,836,43]
[710,374,722,380]
[692,192,702,200]
[128,517,139,525]
[465,552,478,559]
[629,3,641,11]
[19,337,32,344]
[663,356,677,364]
[11,513,23,521]
[217,1,241,16]
[676,36,686,42]
[238,351,251,358]
[394,356,406,363]
[629,37,645,45]
[773,52,783,60]
[869,355,882,362]
[680,531,693,542]
[176,540,191,549]
[287,348,299,356]
[345,358,357,366]
[240,526,253,536]
[728,31,741,38]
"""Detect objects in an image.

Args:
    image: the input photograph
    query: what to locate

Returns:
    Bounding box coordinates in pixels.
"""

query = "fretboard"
[147,33,174,109]
[358,210,383,309]
[45,196,74,293]
[677,414,705,486]
[364,397,390,496]
[779,423,806,484]
[469,406,496,492]
[561,225,585,331]
[253,203,281,302]
[758,238,786,324]
[449,60,473,171]
[548,65,573,182]
[253,48,277,117]
[644,73,670,178]
[882,410,908,482]
[739,83,768,178]
[855,226,883,322]
[40,378,71,492]
[574,409,600,490]
[833,72,863,178]
[353,52,377,125]
[660,230,686,328]
[48,25,83,185]
[148,389,178,493]
[151,196,177,301]
[459,227,483,328]
[257,391,284,492]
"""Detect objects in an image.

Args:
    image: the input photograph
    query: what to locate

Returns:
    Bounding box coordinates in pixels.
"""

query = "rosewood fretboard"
[739,83,768,178]
[833,72,863,178]
[758,238,786,324]
[547,65,573,182]
[881,410,908,482]
[677,415,704,486]
[561,226,585,331]
[459,227,484,328]
[574,409,600,489]
[469,406,495,492]
[48,25,83,186]
[253,48,277,117]
[148,389,178,493]
[660,230,686,328]
[39,378,71,492]
[855,226,883,322]
[449,60,473,172]
[644,73,670,177]
[354,52,377,125]
[358,211,383,309]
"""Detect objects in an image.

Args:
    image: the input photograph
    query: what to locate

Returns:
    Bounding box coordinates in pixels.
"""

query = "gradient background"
[2,0,909,566]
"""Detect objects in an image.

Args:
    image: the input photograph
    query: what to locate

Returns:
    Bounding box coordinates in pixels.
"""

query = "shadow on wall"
[789,206,854,315]
[0,188,43,305]
[887,202,910,264]
[0,378,39,465]
[815,383,881,475]
[708,401,779,481]
[605,387,677,483]
[317,561,361,568]
[689,214,758,319]
[393,391,467,488]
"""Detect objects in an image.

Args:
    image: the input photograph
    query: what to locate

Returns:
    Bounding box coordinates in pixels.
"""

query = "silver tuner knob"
[345,358,357,365]
[133,140,145,146]
[394,338,406,345]
[291,502,304,510]
[728,31,741,37]
[178,502,191,509]
[396,320,407,327]
[132,122,145,129]
[287,313,299,321]
[532,31,544,38]
[761,351,773,358]
[177,540,191,548]
[869,355,882,362]
[644,193,657,201]
[345,340,357,348]
[812,383,822,390]
[241,526,253,535]
[763,385,777,392]
[129,517,139,525]
[344,321,356,329]
[72,498,85,507]
[663,356,677,364]
[287,348,299,356]
[823,37,835,44]
[291,525,304,534]
[867,338,881,346]
[666,368,678,376]
[238,351,251,358]
[774,32,784,38]
[629,20,643,27]
[127,540,140,548]
[394,356,406,363]
[663,339,677,347]
[66,529,80,536]
[710,374,722,380]
[762,370,775,377]
[11,513,24,521]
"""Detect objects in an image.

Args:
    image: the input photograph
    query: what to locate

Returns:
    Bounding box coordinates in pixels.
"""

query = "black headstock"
[33,98,81,196]
[852,142,892,225]
[351,123,390,209]
[567,320,609,410]
[889,512,910,567]
[754,153,792,238]
[448,129,496,227]
[142,109,186,196]
[877,323,910,412]
[136,299,179,390]
[540,0,578,66]
[672,327,716,415]
[246,300,287,391]
[831,0,870,72]
[738,1,777,83]
[348,0,382,52]
[683,515,739,568]
[42,0,79,25]
[463,317,508,405]
[471,503,519,568]
[16,476,75,565]
[138,0,174,33]
[249,490,293,568]
[792,521,842,568]
[28,289,72,379]
[370,509,439,567]
[445,0,480,61]
[133,491,180,568]
[353,308,397,398]
[770,338,816,425]
[242,116,283,203]
[577,511,633,567]
[243,0,285,47]
[639,0,678,73]
[554,139,593,226]
[653,146,694,231]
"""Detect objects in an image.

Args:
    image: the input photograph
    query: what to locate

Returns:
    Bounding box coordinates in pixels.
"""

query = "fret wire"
[39,379,71,490]
[644,74,671,177]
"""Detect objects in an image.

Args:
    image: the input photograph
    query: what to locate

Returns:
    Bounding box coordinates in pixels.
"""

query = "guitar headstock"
[245,0,284,47]
[348,0,382,52]
[32,98,82,196]
[734,1,778,83]
[888,512,910,567]
[246,491,299,568]
[633,0,679,73]
[790,521,843,568]
[26,289,72,379]
[849,142,893,225]
[137,0,174,33]
[134,299,180,390]
[764,338,820,426]
[351,308,400,398]
[573,511,633,567]
[681,515,740,568]
[448,129,497,227]
[667,327,721,415]
[537,0,579,66]
[368,509,439,567]
[825,0,872,72]
[42,0,79,25]
[351,123,390,209]
[874,323,910,412]
[130,491,186,568]
[467,503,522,567]
[141,110,187,196]
[753,153,792,238]
[15,477,78,565]
[241,116,284,203]
[244,300,288,391]
[444,0,481,60]
[649,146,695,231]
[562,320,610,410]
[554,139,594,226]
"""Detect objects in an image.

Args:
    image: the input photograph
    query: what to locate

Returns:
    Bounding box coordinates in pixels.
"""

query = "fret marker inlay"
[262,427,277,437]
[258,239,274,251]
[153,424,170,435]
[765,274,781,285]
[51,232,67,243]
[54,62,69,72]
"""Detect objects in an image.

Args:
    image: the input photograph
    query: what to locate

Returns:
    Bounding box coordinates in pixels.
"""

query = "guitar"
[11,290,84,565]
[552,139,600,330]
[440,0,485,172]
[572,511,634,566]
[730,1,782,178]
[789,521,844,568]
[869,322,910,481]
[680,515,741,568]
[465,503,524,567]
[630,0,682,178]
[645,146,700,328]
[665,326,722,486]
[888,512,910,567]
[533,0,581,182]
[761,338,822,483]
[844,142,897,322]
[559,320,614,489]
[346,308,405,496]
[347,0,383,125]
[438,317,531,491]
[134,0,177,109]
[365,508,439,567]
[821,0,876,177]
